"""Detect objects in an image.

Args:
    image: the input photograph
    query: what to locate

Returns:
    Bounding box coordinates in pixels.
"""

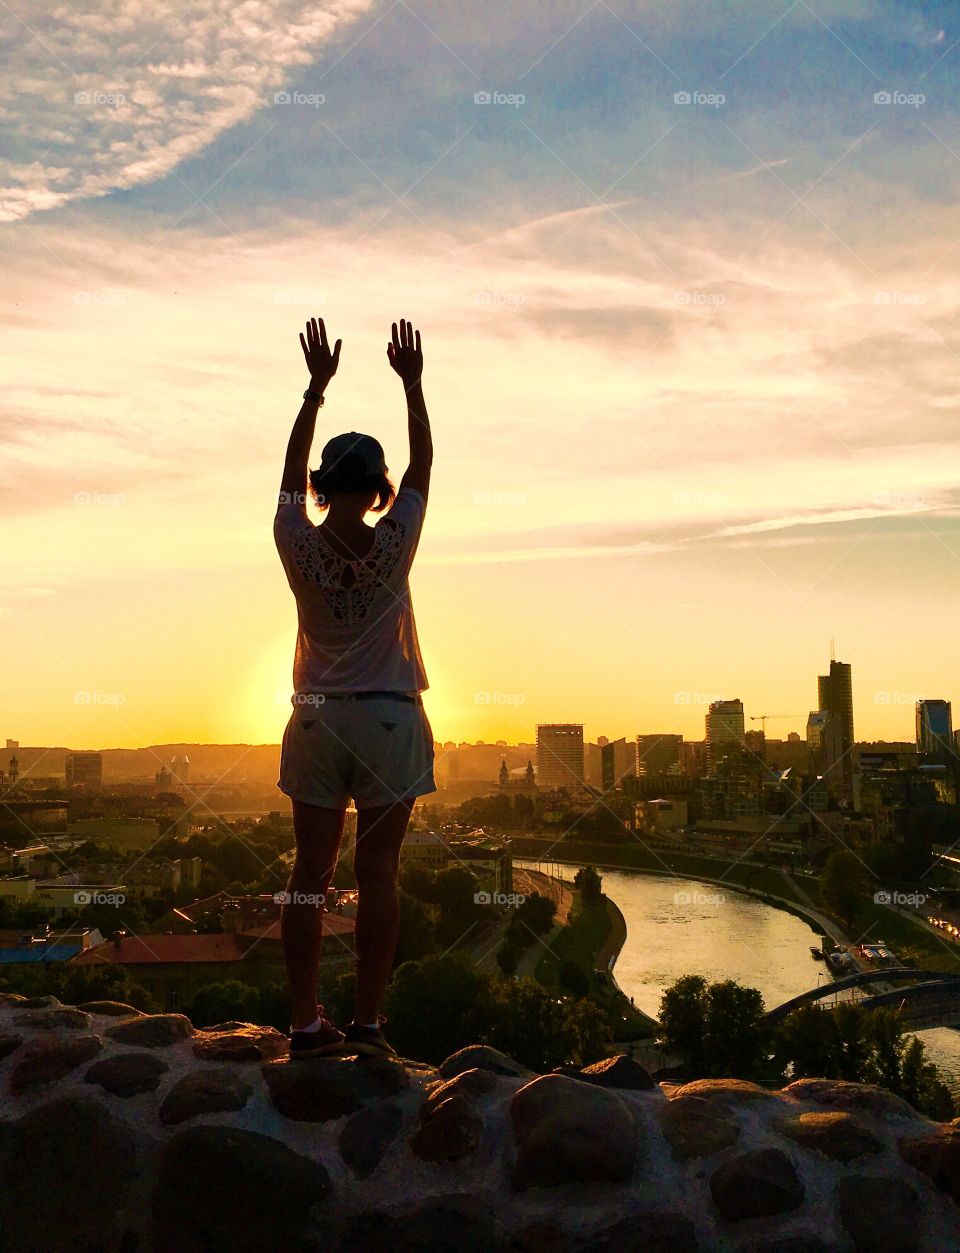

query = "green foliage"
[0,900,50,929]
[432,866,485,946]
[320,968,356,1027]
[383,951,619,1070]
[658,974,708,1075]
[188,979,261,1028]
[496,941,521,975]
[534,897,610,990]
[573,865,603,904]
[505,892,556,946]
[399,865,436,903]
[658,975,768,1078]
[455,793,514,828]
[774,1001,955,1120]
[0,963,157,1012]
[384,951,491,1063]
[703,980,767,1077]
[558,959,590,997]
[395,891,436,964]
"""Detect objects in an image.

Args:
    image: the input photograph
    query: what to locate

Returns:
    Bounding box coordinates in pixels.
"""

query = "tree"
[574,865,603,905]
[832,1002,872,1082]
[659,975,768,1079]
[394,891,436,964]
[900,1035,955,1121]
[703,979,767,1078]
[513,794,536,823]
[772,1003,838,1079]
[659,974,708,1075]
[485,979,570,1069]
[561,994,610,1065]
[255,979,292,1032]
[433,867,484,946]
[496,941,521,976]
[821,849,866,925]
[384,952,492,1063]
[399,865,436,903]
[511,892,556,937]
[188,979,260,1028]
[774,1001,955,1120]
[558,959,590,997]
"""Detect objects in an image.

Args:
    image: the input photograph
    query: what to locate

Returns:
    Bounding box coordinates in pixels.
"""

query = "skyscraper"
[817,659,854,779]
[806,710,842,780]
[601,737,636,790]
[536,724,585,790]
[917,700,953,762]
[814,656,859,804]
[635,734,683,776]
[705,700,745,772]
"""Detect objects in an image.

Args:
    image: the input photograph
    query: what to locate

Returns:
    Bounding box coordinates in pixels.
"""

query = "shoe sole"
[342,1039,398,1059]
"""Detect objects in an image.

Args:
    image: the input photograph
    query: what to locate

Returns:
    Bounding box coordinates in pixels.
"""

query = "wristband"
[303,389,325,404]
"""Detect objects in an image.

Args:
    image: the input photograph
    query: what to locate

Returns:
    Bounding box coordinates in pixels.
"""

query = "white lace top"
[274,487,428,695]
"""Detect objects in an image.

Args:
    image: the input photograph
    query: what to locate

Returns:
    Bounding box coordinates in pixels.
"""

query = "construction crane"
[750,714,801,732]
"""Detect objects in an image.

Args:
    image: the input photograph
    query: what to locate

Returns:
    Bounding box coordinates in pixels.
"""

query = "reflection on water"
[916,1028,960,1096]
[517,860,960,1093]
[518,862,822,1017]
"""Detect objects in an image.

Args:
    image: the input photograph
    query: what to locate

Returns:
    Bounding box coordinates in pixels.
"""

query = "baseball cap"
[318,432,387,476]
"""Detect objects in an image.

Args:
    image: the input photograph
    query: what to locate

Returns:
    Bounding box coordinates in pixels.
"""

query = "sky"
[2,0,960,752]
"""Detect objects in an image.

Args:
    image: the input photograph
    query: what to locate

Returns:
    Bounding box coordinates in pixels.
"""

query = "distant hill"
[11,744,281,786]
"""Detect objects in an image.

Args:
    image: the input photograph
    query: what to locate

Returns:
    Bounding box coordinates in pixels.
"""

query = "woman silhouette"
[274,316,434,1057]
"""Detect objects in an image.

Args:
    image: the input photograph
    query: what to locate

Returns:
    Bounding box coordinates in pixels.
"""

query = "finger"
[391,321,400,351]
[300,332,309,359]
[318,318,328,349]
[332,338,342,368]
[311,317,318,347]
[415,328,421,354]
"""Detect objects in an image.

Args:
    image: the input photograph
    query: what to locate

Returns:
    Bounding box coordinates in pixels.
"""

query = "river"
[516,859,960,1094]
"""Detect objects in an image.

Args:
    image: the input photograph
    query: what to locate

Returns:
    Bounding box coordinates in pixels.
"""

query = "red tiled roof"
[322,913,356,936]
[72,933,249,965]
[242,914,355,942]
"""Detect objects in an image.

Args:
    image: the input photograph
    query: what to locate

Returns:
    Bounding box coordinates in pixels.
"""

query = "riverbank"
[510,835,811,906]
[516,845,847,955]
[518,877,657,1038]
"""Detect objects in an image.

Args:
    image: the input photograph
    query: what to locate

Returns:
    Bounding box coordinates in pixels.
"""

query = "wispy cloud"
[0,0,374,222]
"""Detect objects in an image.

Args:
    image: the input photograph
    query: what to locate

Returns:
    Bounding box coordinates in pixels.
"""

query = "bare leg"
[282,800,345,1030]
[352,799,414,1024]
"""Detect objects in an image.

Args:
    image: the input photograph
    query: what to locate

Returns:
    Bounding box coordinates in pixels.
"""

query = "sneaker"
[288,1006,345,1059]
[342,1016,398,1058]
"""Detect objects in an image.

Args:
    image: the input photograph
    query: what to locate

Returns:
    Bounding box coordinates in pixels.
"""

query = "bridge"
[766,969,960,1025]
[857,981,960,1030]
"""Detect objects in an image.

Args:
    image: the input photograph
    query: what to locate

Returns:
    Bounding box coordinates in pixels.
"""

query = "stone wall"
[0,993,958,1251]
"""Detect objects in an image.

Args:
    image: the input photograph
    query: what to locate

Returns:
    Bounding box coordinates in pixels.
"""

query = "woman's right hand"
[387,319,423,386]
[299,317,342,390]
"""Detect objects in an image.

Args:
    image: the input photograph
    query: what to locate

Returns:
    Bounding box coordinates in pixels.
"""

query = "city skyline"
[3,2,960,748]
[5,675,955,760]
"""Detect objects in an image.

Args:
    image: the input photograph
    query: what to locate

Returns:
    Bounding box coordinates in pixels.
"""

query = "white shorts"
[278,695,436,810]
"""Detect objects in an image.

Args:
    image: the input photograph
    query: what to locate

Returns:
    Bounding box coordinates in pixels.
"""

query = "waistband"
[293,691,420,706]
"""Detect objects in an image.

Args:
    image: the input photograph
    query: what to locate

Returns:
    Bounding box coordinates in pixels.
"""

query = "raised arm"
[279,316,342,508]
[388,319,432,502]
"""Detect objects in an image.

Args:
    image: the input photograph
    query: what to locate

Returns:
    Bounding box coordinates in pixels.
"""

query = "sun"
[231,632,296,744]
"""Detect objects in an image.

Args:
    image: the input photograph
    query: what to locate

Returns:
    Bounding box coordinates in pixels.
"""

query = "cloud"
[0,0,374,222]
